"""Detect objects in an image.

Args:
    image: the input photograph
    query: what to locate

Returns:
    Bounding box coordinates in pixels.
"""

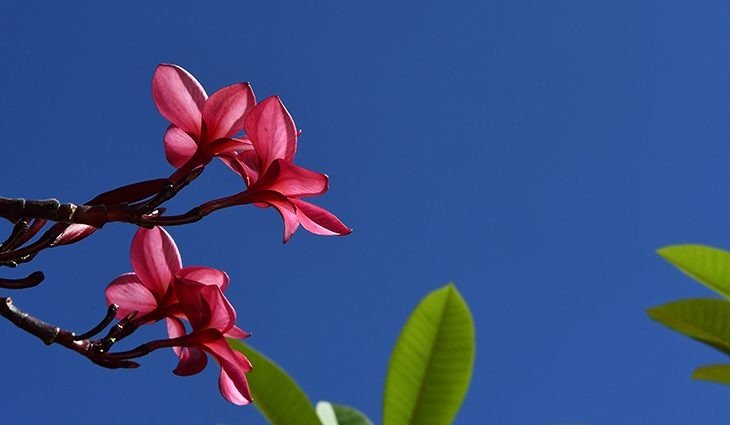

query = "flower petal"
[219,364,252,406]
[173,278,206,328]
[225,325,251,339]
[202,83,256,142]
[244,96,297,172]
[173,346,209,376]
[199,284,236,332]
[105,273,159,318]
[166,317,187,357]
[175,277,236,332]
[177,266,230,291]
[206,137,254,157]
[254,159,328,197]
[130,227,182,297]
[164,126,198,168]
[152,64,207,136]
[205,338,253,405]
[291,199,353,236]
[223,149,260,187]
[261,192,301,242]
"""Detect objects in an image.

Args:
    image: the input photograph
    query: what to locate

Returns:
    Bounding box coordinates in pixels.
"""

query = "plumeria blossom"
[152,64,256,174]
[224,96,352,242]
[104,226,250,404]
[167,277,252,405]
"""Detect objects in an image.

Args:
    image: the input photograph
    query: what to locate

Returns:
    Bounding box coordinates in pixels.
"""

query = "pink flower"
[105,227,246,334]
[105,226,181,323]
[152,64,256,174]
[167,277,253,405]
[225,96,352,242]
[104,227,251,405]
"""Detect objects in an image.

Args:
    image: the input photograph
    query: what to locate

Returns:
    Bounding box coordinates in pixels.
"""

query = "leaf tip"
[656,245,691,263]
[645,305,664,322]
[442,282,461,297]
[656,246,673,259]
[692,364,730,384]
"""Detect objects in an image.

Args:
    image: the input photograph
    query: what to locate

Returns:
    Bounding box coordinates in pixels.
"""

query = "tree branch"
[0,296,188,369]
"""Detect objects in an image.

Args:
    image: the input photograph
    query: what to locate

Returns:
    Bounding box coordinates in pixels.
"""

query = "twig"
[0,297,192,369]
[0,271,44,289]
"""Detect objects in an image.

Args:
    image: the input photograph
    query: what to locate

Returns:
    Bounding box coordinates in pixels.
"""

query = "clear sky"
[1,1,730,424]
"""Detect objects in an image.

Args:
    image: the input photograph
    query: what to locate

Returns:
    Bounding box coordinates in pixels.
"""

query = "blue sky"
[2,1,730,424]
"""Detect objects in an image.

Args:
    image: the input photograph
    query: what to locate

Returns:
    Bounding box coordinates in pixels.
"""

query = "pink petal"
[206,138,257,184]
[227,150,261,187]
[205,338,252,405]
[254,159,328,197]
[199,284,236,332]
[291,199,353,236]
[177,266,230,291]
[219,155,251,186]
[105,273,159,318]
[174,278,206,328]
[234,190,301,242]
[202,83,256,142]
[130,227,182,297]
[166,317,187,357]
[206,137,254,157]
[219,366,252,406]
[164,126,198,168]
[173,346,209,376]
[152,64,207,136]
[271,198,300,243]
[260,193,300,242]
[244,96,297,172]
[225,325,251,339]
[175,278,236,332]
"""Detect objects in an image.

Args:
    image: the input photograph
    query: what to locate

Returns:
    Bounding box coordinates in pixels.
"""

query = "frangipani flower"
[104,226,251,405]
[167,277,252,405]
[105,227,246,335]
[225,96,352,242]
[152,64,256,174]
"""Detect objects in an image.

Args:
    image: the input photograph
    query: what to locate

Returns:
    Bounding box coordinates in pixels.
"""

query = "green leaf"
[647,298,730,355]
[693,364,730,384]
[316,401,374,425]
[383,284,475,425]
[228,340,321,425]
[658,244,730,298]
[332,403,374,425]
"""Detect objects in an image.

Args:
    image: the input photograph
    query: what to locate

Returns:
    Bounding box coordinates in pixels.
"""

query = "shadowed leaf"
[693,364,730,384]
[317,401,374,425]
[648,298,730,355]
[228,340,321,425]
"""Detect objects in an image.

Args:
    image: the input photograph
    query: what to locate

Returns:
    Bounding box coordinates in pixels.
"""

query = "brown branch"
[0,165,218,269]
[0,296,193,369]
[133,192,244,226]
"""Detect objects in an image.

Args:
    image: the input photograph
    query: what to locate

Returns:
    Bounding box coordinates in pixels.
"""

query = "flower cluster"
[0,63,352,407]
[106,226,252,405]
[153,64,352,242]
[99,65,354,405]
